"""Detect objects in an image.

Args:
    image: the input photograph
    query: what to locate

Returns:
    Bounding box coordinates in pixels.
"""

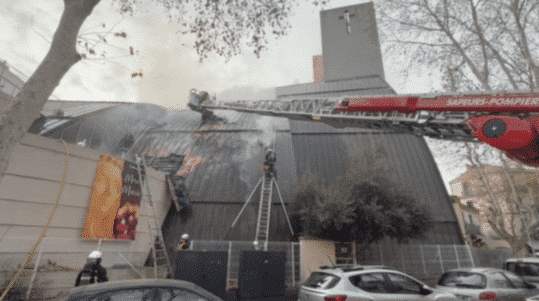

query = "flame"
[177,149,207,177]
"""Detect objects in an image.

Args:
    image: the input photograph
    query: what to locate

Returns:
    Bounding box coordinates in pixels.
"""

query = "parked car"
[61,278,224,301]
[436,267,539,301]
[298,265,459,301]
[505,257,539,285]
[528,294,539,301]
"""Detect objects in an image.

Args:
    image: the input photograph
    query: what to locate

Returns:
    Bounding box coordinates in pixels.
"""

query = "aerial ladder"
[188,89,539,167]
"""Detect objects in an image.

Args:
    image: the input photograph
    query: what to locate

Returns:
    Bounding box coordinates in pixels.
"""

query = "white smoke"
[228,115,277,187]
[256,116,277,149]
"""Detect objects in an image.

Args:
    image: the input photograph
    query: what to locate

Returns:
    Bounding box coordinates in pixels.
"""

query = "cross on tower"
[338,9,355,34]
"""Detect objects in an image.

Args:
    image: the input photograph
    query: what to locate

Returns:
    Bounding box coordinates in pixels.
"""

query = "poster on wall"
[82,154,143,240]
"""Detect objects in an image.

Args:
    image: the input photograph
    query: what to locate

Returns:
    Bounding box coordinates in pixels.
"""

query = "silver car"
[298,265,459,301]
[505,257,539,285]
[528,294,539,301]
[61,278,223,301]
[436,267,539,301]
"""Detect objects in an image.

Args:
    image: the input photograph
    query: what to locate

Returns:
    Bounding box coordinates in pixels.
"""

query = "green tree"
[0,0,299,181]
[289,147,431,244]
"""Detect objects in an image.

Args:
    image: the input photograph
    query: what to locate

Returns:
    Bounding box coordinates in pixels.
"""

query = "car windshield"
[507,262,539,277]
[303,272,341,289]
[438,271,487,289]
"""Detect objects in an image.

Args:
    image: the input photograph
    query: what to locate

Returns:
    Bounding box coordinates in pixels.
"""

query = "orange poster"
[82,155,142,240]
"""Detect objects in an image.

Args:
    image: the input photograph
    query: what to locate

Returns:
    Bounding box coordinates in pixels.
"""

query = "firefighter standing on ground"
[178,233,190,250]
[75,250,108,286]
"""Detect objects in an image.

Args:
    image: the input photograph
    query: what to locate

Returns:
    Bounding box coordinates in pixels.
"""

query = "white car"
[299,265,459,301]
[505,257,539,285]
[61,279,223,301]
[436,268,539,301]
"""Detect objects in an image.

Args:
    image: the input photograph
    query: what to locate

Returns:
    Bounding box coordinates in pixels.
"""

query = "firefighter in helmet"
[75,250,108,286]
[264,148,277,178]
[178,233,190,250]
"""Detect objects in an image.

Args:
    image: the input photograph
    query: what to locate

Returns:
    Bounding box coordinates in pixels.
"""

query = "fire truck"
[188,89,539,167]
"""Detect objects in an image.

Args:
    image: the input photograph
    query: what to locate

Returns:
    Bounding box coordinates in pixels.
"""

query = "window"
[385,273,423,294]
[160,288,211,301]
[437,272,487,289]
[303,272,341,290]
[489,272,512,289]
[91,288,156,301]
[350,273,387,293]
[463,183,471,196]
[502,271,529,289]
[507,263,539,277]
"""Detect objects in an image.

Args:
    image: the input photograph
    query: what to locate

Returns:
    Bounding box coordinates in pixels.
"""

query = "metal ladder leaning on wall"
[136,156,173,278]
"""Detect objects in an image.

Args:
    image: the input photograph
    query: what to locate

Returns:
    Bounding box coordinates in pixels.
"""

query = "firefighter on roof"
[263,148,277,178]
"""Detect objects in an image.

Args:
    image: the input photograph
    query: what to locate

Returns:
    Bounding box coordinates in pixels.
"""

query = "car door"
[350,272,431,301]
[383,272,435,301]
[488,272,521,301]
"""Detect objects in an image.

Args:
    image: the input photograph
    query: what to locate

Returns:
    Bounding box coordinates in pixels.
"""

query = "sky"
[0,0,441,106]
[0,0,472,192]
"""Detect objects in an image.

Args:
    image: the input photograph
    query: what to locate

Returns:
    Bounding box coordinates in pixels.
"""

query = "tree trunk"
[0,0,101,180]
[500,155,530,242]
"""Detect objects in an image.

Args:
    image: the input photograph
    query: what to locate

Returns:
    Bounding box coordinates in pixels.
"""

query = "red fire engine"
[334,92,539,166]
[189,89,539,167]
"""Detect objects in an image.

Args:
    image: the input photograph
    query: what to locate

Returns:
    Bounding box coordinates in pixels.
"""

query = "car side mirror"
[420,286,433,295]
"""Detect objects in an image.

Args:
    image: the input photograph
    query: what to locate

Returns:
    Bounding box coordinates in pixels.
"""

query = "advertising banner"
[82,155,143,240]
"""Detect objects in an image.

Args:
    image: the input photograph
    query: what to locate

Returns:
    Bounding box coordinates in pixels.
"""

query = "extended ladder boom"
[335,91,539,113]
[189,89,539,141]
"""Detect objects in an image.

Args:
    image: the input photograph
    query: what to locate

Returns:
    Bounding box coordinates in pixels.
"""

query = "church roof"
[30,99,458,243]
[276,75,395,100]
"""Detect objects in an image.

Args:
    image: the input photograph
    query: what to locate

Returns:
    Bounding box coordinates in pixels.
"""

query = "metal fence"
[339,243,483,284]
[189,240,300,288]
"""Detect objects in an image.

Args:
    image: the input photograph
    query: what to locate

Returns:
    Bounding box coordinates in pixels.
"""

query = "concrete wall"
[299,237,335,284]
[312,55,324,83]
[0,134,170,291]
[320,2,385,82]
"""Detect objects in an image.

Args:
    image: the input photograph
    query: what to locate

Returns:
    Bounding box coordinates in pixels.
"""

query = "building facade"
[450,164,539,252]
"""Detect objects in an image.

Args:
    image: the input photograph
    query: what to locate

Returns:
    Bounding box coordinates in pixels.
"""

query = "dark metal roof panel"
[272,131,298,202]
[162,203,293,243]
[276,76,396,99]
[289,118,389,135]
[39,101,127,135]
[290,130,457,223]
[35,101,457,241]
[291,134,348,188]
[38,102,170,138]
[40,100,123,117]
[129,111,292,206]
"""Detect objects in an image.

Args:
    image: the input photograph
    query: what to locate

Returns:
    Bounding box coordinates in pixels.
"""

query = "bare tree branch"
[379,0,538,91]
[385,39,453,47]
